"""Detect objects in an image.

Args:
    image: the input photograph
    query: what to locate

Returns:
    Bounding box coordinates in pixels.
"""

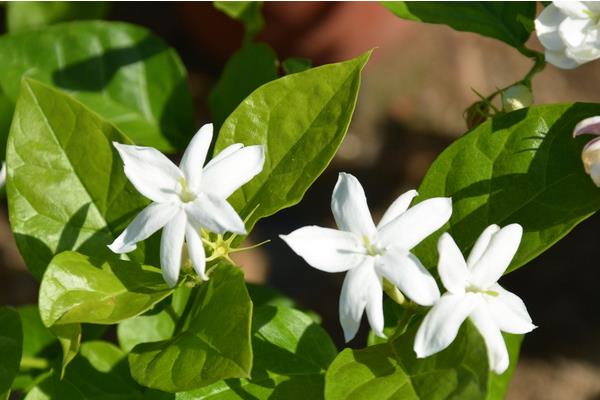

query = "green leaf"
[0,307,23,395]
[24,341,144,400]
[213,1,264,37]
[39,251,173,327]
[325,319,489,400]
[6,2,109,33]
[209,42,278,129]
[178,306,337,399]
[215,51,370,231]
[129,264,253,392]
[282,57,313,75]
[6,78,152,279]
[18,306,57,358]
[51,324,81,378]
[413,104,600,272]
[117,311,175,353]
[383,2,536,52]
[0,20,193,151]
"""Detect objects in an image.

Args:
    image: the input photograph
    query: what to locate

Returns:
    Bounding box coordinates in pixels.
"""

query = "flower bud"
[464,100,490,130]
[501,85,533,112]
[573,116,600,187]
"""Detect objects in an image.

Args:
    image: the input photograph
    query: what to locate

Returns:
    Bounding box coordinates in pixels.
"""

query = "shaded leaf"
[50,324,81,378]
[0,307,23,395]
[215,51,370,231]
[413,104,600,272]
[129,264,252,392]
[213,1,264,37]
[178,306,337,399]
[282,57,313,75]
[0,20,193,151]
[6,78,151,279]
[39,251,173,327]
[6,2,109,33]
[383,2,536,53]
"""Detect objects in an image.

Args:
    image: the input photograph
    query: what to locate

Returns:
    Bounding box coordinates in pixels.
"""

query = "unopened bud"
[464,100,490,130]
[501,85,533,112]
[573,116,600,187]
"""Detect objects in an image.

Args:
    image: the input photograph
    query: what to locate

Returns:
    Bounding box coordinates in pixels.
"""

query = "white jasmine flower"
[281,173,451,342]
[414,224,536,374]
[0,162,5,188]
[573,116,600,186]
[501,85,533,112]
[109,123,264,287]
[535,2,600,69]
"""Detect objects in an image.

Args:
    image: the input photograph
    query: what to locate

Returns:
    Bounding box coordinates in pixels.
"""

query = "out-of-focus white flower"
[573,116,600,186]
[414,224,536,374]
[535,2,600,69]
[109,123,264,287]
[0,162,5,188]
[501,85,533,112]
[281,173,451,342]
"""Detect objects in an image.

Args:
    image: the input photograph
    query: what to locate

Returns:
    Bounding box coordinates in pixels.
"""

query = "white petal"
[113,142,182,203]
[573,116,600,137]
[160,210,187,287]
[470,302,510,374]
[487,284,536,334]
[535,4,567,51]
[470,224,523,288]
[185,192,246,235]
[566,41,600,62]
[590,163,600,187]
[466,224,500,268]
[108,203,178,254]
[414,293,477,358]
[202,145,264,199]
[365,274,385,339]
[185,223,207,280]
[437,233,469,294]
[584,2,600,14]
[554,1,590,18]
[378,197,452,249]
[339,258,380,342]
[559,17,593,48]
[280,226,365,273]
[377,189,418,229]
[179,124,213,191]
[0,162,6,188]
[545,48,581,69]
[331,173,377,237]
[205,143,243,168]
[376,248,440,306]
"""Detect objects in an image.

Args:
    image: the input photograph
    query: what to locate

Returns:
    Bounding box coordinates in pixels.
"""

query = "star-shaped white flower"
[414,224,536,374]
[281,173,451,342]
[108,123,264,287]
[573,115,600,186]
[535,1,600,69]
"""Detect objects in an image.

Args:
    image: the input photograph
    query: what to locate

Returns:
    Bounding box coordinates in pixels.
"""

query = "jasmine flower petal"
[185,223,207,280]
[186,192,246,235]
[469,302,510,374]
[331,173,377,237]
[377,189,418,228]
[160,210,187,288]
[179,124,213,192]
[437,233,469,294]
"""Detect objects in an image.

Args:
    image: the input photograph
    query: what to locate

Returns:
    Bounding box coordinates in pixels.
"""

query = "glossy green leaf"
[24,341,143,400]
[129,264,252,392]
[0,307,23,395]
[0,20,193,151]
[413,104,600,272]
[39,251,173,327]
[383,2,536,52]
[209,42,278,129]
[325,319,489,400]
[178,306,337,399]
[6,78,152,279]
[213,1,264,37]
[51,324,81,378]
[215,51,370,231]
[117,311,175,353]
[6,2,109,33]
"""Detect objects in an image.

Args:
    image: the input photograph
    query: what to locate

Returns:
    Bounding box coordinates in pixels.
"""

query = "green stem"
[165,305,179,323]
[20,356,49,370]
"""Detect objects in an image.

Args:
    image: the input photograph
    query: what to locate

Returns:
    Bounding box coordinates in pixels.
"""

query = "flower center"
[363,236,384,256]
[178,177,197,203]
[465,284,499,297]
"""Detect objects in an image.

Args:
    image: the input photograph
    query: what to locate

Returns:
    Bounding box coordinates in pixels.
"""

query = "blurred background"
[2,2,600,399]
